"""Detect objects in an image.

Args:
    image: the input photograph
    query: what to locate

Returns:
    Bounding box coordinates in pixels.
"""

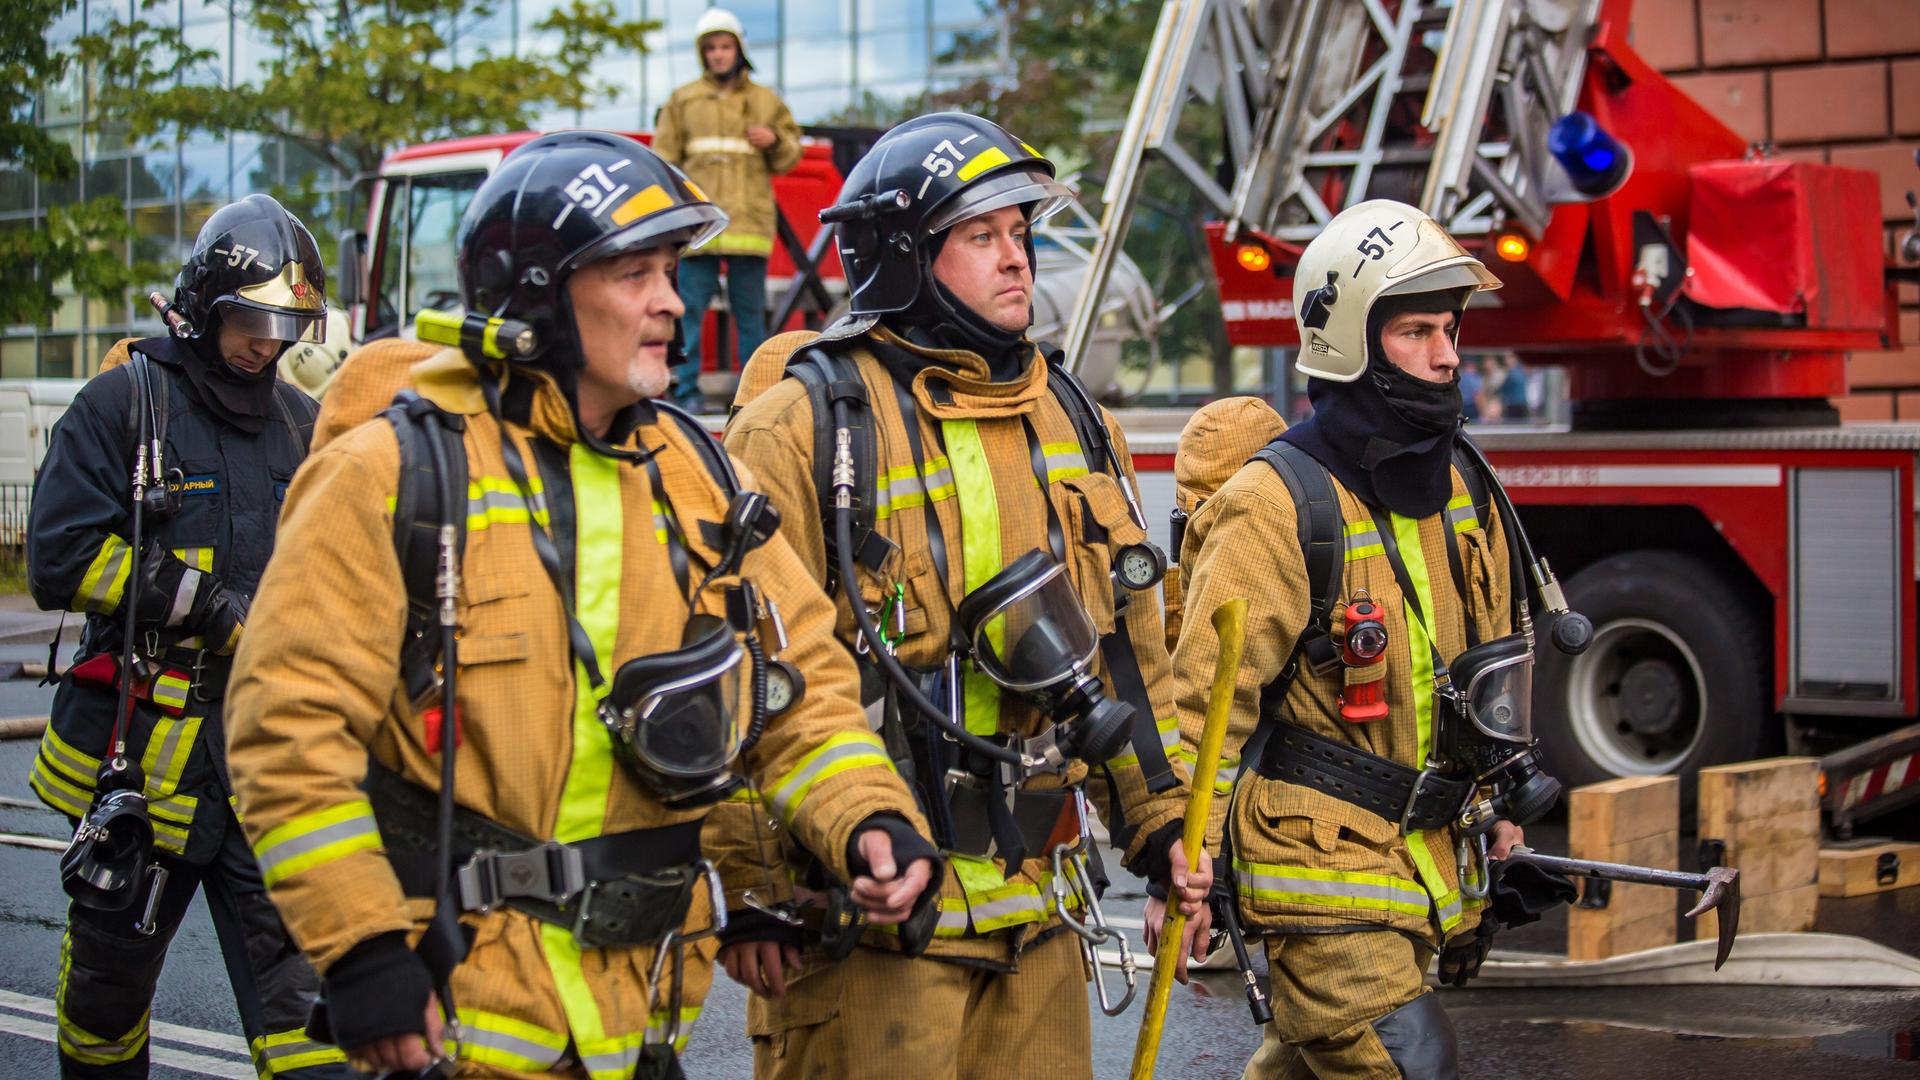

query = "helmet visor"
[215,299,327,344]
[568,201,732,273]
[1379,219,1502,292]
[965,558,1100,694]
[926,168,1076,236]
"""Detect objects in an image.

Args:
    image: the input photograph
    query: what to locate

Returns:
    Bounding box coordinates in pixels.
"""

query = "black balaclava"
[1279,288,1470,518]
[890,222,1034,382]
[180,311,280,433]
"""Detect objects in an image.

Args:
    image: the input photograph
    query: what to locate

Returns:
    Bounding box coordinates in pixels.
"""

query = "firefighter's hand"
[1142,893,1215,985]
[1488,820,1525,861]
[746,125,777,150]
[1169,838,1213,916]
[721,940,804,999]
[848,828,936,925]
[349,995,444,1073]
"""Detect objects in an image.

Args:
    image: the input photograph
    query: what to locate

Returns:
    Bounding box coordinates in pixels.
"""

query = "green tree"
[77,0,660,221]
[0,0,146,328]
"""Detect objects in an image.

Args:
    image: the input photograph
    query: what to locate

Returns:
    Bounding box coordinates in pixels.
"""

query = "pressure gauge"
[1113,541,1167,592]
[763,658,806,716]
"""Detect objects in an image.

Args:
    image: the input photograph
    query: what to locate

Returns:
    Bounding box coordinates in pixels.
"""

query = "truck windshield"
[368,171,485,341]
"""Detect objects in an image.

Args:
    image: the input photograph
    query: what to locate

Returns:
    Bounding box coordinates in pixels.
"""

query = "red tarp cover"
[1683,159,1884,330]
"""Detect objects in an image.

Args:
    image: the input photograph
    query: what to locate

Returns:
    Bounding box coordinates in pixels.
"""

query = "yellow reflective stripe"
[644,1005,703,1053]
[74,534,132,615]
[1171,741,1238,794]
[965,879,1049,932]
[958,145,1011,181]
[949,852,1008,894]
[251,800,382,887]
[725,783,762,804]
[169,546,215,573]
[1343,518,1384,562]
[873,457,956,521]
[58,921,149,1063]
[543,445,625,1071]
[1405,832,1463,931]
[454,1008,569,1072]
[36,724,101,787]
[686,135,757,156]
[1106,714,1181,771]
[30,757,93,818]
[1387,511,1438,763]
[149,673,190,712]
[251,1028,349,1075]
[711,231,775,255]
[1231,856,1431,916]
[139,713,200,797]
[557,444,620,846]
[1445,494,1478,534]
[875,895,972,938]
[651,497,672,546]
[942,418,1003,736]
[766,730,894,827]
[1039,441,1089,483]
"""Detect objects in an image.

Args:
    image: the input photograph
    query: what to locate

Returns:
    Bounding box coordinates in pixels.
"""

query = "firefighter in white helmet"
[652,7,801,410]
[1163,199,1567,1077]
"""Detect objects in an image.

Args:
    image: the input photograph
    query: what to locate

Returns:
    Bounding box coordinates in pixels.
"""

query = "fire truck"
[1057,0,1920,829]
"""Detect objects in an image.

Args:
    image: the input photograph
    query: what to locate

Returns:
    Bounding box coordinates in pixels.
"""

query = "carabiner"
[1049,841,1137,1016]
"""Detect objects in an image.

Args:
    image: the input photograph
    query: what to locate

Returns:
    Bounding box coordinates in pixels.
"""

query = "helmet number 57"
[922,139,966,177]
[1357,226,1396,261]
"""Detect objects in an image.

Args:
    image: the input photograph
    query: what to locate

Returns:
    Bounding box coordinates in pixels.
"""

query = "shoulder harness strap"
[787,343,892,592]
[383,391,469,704]
[1250,439,1344,697]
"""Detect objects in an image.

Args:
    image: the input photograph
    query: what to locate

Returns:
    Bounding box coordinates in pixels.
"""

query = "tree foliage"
[78,0,660,186]
[0,0,145,328]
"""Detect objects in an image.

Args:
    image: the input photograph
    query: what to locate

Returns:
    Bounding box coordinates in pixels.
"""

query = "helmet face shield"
[216,299,327,344]
[566,200,732,274]
[926,168,1076,235]
[958,551,1100,694]
[606,615,747,781]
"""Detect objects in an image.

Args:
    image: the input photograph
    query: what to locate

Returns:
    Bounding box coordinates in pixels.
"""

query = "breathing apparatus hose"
[830,398,1025,768]
[421,410,463,1051]
[112,363,155,767]
[1455,437,1592,655]
[740,633,770,754]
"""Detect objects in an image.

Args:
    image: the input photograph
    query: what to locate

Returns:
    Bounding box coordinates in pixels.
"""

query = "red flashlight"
[1338,593,1390,723]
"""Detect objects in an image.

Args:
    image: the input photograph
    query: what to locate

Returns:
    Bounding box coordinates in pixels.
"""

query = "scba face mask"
[955,549,1134,768]
[600,614,750,808]
[1443,633,1561,827]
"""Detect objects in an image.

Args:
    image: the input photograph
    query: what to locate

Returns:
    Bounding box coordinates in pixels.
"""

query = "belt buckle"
[1400,763,1441,836]
[457,843,587,912]
[188,650,215,704]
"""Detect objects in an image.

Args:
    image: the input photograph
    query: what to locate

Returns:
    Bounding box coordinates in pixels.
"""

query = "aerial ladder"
[1060,0,1602,370]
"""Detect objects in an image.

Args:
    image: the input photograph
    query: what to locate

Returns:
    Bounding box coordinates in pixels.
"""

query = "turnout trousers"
[749,927,1091,1080]
[1242,929,1457,1080]
[56,790,346,1079]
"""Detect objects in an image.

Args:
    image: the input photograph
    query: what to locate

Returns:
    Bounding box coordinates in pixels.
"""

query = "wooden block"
[1569,775,1680,854]
[1725,835,1821,897]
[1698,882,1818,938]
[1820,842,1920,897]
[1570,909,1675,960]
[1697,757,1820,830]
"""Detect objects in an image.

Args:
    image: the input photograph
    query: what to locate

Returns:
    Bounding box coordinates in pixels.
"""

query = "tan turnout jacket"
[653,72,801,259]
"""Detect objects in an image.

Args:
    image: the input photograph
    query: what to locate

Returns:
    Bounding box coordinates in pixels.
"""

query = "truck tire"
[1533,550,1769,804]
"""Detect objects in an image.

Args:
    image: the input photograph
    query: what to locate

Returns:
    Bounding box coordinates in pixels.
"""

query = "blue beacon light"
[1548,111,1633,197]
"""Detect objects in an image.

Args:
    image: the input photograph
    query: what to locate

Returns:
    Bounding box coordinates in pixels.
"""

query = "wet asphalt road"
[0,671,1916,1078]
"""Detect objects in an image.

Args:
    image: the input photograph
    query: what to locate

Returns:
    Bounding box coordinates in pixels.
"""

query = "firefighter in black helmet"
[25,193,342,1078]
[719,112,1210,1077]
[225,130,937,1077]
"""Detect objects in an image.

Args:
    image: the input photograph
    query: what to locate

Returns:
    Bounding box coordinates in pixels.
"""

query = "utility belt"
[364,762,706,949]
[1254,720,1474,834]
[67,643,231,715]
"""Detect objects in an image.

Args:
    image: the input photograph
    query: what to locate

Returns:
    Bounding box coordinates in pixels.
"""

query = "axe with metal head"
[1501,845,1742,969]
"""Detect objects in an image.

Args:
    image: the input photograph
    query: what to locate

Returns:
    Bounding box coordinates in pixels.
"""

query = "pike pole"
[1130,597,1247,1080]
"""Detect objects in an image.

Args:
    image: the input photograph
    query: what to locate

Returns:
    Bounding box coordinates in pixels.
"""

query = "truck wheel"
[1533,550,1769,801]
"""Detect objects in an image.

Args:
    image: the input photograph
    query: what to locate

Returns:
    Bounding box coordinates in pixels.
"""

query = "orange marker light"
[1494,233,1530,262]
[1236,244,1272,272]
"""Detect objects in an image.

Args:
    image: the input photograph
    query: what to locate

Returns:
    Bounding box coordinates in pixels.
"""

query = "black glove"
[319,931,435,1052]
[134,545,247,649]
[1488,860,1578,930]
[845,812,940,880]
[717,906,805,949]
[1435,919,1497,988]
[1129,818,1185,897]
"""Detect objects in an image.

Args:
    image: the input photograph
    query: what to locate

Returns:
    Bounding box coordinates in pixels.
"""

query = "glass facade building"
[6,0,1007,377]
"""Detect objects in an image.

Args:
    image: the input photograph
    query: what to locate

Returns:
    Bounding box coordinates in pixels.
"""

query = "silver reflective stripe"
[147,716,192,788]
[768,740,885,822]
[256,813,379,877]
[1043,449,1087,480]
[459,1025,565,1069]
[581,1045,640,1077]
[966,889,1046,928]
[88,544,130,609]
[1447,505,1478,531]
[259,1036,346,1072]
[167,568,201,627]
[1435,892,1463,925]
[686,135,757,155]
[1236,866,1429,910]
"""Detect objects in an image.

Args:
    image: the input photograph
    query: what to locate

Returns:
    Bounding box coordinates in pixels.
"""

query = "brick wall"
[1630,0,1920,420]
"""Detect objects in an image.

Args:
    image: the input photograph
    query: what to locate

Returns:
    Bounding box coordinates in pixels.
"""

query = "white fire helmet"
[693,8,752,70]
[1291,199,1501,382]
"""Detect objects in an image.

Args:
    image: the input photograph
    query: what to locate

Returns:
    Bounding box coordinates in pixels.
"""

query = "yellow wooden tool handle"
[1129,597,1248,1080]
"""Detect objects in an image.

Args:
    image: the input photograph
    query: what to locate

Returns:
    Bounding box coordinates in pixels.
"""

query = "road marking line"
[0,989,250,1056]
[0,1011,252,1078]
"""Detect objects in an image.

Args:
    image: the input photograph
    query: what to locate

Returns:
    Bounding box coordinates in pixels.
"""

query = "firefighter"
[720,111,1209,1077]
[25,194,345,1078]
[224,130,938,1078]
[652,6,802,408]
[1164,199,1534,1078]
